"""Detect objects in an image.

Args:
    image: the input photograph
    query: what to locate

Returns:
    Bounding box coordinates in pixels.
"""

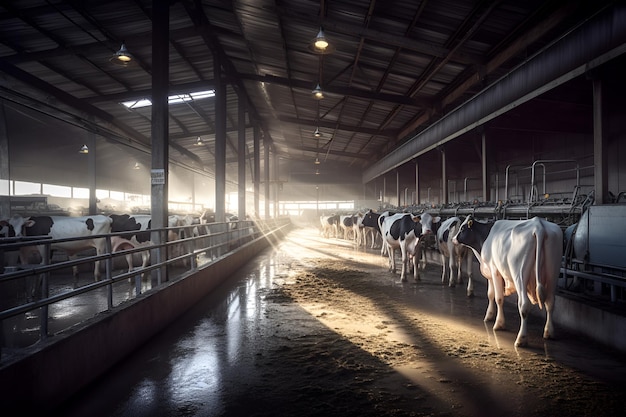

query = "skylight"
[121,90,215,109]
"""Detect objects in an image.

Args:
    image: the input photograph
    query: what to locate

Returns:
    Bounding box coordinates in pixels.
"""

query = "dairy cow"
[452,215,563,347]
[320,214,339,238]
[436,216,474,297]
[413,211,441,271]
[339,214,356,240]
[109,214,153,274]
[363,212,423,282]
[361,210,397,256]
[5,214,113,284]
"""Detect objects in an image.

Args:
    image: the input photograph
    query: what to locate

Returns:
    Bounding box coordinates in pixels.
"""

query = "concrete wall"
[0,223,291,414]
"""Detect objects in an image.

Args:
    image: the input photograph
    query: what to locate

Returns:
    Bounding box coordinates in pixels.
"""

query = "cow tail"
[535,227,545,310]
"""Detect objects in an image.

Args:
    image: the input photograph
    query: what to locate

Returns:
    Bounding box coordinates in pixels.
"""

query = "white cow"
[452,215,563,347]
[5,214,113,288]
[436,216,474,297]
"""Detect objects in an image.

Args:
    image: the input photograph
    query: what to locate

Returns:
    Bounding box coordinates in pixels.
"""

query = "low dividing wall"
[0,223,291,414]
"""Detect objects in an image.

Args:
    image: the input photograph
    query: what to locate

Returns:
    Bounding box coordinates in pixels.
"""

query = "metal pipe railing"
[0,218,289,359]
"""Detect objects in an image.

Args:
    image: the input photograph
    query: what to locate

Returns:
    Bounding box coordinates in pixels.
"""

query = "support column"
[396,170,401,207]
[382,176,386,207]
[264,136,270,219]
[414,161,419,205]
[150,0,169,283]
[593,78,608,204]
[214,58,226,223]
[274,152,280,217]
[481,129,490,203]
[441,147,448,205]
[87,125,97,215]
[253,125,260,219]
[0,101,10,218]
[238,98,246,220]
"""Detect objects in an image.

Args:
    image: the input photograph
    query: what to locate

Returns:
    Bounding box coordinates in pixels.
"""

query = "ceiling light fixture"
[314,157,320,165]
[312,84,325,100]
[79,144,89,154]
[315,169,320,175]
[313,127,322,137]
[110,43,133,66]
[309,27,335,54]
[133,162,141,170]
[196,136,203,145]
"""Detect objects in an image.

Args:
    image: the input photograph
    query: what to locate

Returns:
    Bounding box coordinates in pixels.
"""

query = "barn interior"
[2,2,626,414]
[1,0,624,220]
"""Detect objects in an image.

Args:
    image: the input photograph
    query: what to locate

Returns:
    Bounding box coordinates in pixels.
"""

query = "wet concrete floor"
[54,226,626,417]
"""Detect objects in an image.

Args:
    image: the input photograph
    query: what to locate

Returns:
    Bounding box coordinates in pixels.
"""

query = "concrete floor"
[52,227,626,417]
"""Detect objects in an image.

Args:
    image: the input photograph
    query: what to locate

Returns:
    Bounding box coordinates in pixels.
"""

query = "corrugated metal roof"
[0,0,613,184]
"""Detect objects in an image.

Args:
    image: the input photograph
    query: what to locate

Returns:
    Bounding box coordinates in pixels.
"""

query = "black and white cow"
[109,214,152,274]
[452,215,563,347]
[340,214,356,240]
[320,214,339,238]
[436,216,474,297]
[361,210,397,256]
[375,212,424,282]
[5,214,113,283]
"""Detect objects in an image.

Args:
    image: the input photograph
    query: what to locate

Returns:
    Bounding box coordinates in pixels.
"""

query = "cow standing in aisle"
[320,214,339,238]
[340,214,357,240]
[452,215,563,347]
[364,212,424,282]
[413,211,441,271]
[361,209,396,256]
[436,216,474,297]
[5,214,113,295]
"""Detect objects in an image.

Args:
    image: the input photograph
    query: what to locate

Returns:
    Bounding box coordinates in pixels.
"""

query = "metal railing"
[0,218,289,358]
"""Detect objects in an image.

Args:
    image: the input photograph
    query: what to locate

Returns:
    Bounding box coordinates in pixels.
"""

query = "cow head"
[416,212,441,235]
[0,220,13,237]
[451,215,493,254]
[361,209,379,228]
[6,215,35,237]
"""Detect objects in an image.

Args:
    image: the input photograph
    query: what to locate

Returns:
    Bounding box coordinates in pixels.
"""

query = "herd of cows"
[0,210,232,292]
[1,207,566,347]
[320,209,563,347]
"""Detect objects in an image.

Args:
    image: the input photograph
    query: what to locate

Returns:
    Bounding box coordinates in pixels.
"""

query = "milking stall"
[1,1,626,416]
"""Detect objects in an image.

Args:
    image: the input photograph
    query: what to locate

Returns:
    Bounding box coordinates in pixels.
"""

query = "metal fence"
[0,217,289,359]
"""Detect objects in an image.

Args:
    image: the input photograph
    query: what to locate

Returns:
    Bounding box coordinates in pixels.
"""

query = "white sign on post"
[151,169,166,185]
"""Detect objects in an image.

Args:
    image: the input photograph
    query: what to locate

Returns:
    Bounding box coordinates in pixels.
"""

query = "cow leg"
[454,255,463,288]
[484,278,497,323]
[388,247,396,274]
[491,274,506,331]
[399,244,408,282]
[440,253,448,284]
[515,292,531,347]
[413,243,421,281]
[543,294,556,340]
[450,254,458,288]
[125,253,134,273]
[465,253,474,297]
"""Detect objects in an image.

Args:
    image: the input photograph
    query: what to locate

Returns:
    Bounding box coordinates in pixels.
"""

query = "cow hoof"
[493,322,506,331]
[514,337,528,347]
